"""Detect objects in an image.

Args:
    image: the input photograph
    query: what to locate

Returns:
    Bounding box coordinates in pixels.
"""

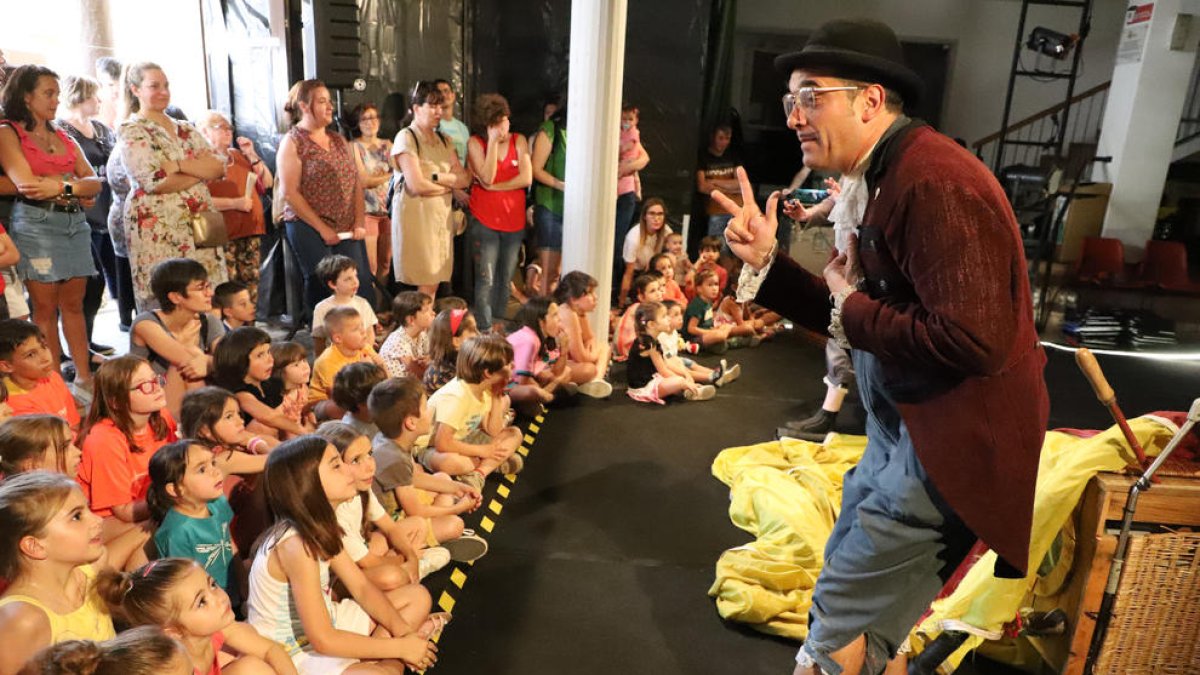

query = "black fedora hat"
[774,18,923,106]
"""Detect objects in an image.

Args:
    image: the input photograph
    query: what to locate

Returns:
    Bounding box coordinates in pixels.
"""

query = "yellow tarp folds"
[708,417,1179,667]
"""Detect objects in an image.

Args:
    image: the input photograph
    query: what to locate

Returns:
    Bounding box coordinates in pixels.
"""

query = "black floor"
[423,332,1200,675]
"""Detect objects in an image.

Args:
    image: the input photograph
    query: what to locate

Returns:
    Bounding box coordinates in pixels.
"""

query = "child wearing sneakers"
[368,377,488,564]
[626,301,715,404]
[661,299,739,386]
[334,361,387,439]
[0,319,81,432]
[380,291,435,380]
[311,254,380,354]
[426,335,525,491]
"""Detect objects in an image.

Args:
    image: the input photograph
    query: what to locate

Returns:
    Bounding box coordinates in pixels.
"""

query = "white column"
[1095,0,1199,260]
[562,0,628,337]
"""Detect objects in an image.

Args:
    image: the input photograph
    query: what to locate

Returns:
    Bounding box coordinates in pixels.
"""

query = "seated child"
[651,252,688,305]
[507,296,576,416]
[368,377,488,563]
[146,441,239,601]
[661,299,739,387]
[553,271,613,398]
[97,561,297,675]
[613,272,664,362]
[246,436,440,673]
[685,269,737,354]
[213,280,256,331]
[310,306,386,420]
[215,326,307,439]
[435,296,469,313]
[664,232,693,290]
[129,259,225,418]
[311,255,380,355]
[317,422,452,586]
[626,301,716,404]
[689,236,728,300]
[716,293,772,342]
[270,341,313,434]
[426,335,525,491]
[19,626,188,675]
[379,291,434,380]
[0,319,80,432]
[333,361,387,439]
[77,356,178,543]
[422,308,479,396]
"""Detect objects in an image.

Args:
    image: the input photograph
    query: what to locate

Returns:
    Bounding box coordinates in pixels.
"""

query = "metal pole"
[993,0,1031,174]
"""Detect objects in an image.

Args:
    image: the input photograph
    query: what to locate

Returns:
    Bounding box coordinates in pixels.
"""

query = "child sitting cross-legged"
[333,361,387,439]
[311,254,379,355]
[368,377,488,564]
[146,441,239,603]
[215,326,312,439]
[627,301,716,404]
[213,280,257,331]
[0,319,81,432]
[379,291,434,380]
[426,335,525,491]
[97,559,298,675]
[613,272,665,362]
[316,422,453,587]
[684,268,739,354]
[506,296,576,417]
[129,259,226,419]
[310,306,386,421]
[421,308,479,396]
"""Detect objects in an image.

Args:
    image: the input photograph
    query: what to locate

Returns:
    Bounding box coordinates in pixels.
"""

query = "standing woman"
[58,75,119,357]
[105,138,136,331]
[0,65,102,392]
[390,80,470,298]
[530,103,567,296]
[276,79,371,318]
[466,93,531,330]
[349,103,393,281]
[199,110,272,303]
[118,62,227,311]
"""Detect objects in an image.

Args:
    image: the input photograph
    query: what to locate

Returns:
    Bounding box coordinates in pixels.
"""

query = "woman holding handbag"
[200,110,273,303]
[117,62,227,311]
[390,80,470,298]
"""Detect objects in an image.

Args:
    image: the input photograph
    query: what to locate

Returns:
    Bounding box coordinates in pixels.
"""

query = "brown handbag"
[191,210,229,248]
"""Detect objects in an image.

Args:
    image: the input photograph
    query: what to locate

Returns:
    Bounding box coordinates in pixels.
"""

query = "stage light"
[1026,27,1076,59]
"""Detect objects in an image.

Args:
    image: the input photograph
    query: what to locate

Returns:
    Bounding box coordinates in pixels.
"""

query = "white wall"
[735,0,1127,145]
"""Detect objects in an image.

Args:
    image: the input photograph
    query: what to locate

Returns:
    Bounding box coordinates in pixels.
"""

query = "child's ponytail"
[633,301,665,338]
[95,559,196,630]
[21,625,187,675]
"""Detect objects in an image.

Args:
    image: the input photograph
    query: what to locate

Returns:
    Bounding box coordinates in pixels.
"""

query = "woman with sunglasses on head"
[349,103,393,282]
[199,110,273,304]
[117,62,228,312]
[76,355,178,544]
[0,65,103,394]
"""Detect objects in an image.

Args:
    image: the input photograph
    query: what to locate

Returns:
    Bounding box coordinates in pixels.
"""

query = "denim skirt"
[8,200,96,282]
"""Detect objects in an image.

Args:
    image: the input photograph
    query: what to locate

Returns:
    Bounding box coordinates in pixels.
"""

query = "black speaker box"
[305,0,361,89]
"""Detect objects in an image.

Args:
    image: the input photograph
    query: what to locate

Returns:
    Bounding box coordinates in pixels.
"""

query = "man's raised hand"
[711,166,779,271]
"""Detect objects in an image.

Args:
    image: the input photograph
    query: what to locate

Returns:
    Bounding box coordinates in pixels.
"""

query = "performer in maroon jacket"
[714,18,1049,675]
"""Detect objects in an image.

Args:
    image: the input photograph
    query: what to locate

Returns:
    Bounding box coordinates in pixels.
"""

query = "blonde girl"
[0,415,81,478]
[97,558,297,675]
[0,472,116,675]
[19,625,192,675]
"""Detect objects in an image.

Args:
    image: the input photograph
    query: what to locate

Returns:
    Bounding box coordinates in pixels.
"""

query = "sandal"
[418,611,452,640]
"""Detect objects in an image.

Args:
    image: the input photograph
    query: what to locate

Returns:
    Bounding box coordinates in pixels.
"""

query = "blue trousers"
[284,220,372,327]
[467,216,524,327]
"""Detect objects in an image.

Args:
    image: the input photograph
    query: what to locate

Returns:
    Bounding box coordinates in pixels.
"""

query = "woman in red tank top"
[465,94,532,329]
[0,65,103,391]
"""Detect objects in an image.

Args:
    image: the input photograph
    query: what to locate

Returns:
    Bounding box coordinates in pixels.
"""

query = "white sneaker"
[684,384,717,401]
[715,360,741,387]
[418,546,451,579]
[577,379,613,399]
[561,381,580,396]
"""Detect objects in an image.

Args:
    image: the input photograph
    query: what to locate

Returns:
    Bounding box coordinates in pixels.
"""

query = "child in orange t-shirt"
[76,355,178,543]
[0,319,81,432]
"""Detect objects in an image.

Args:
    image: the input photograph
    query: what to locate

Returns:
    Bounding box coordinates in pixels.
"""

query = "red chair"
[1138,239,1200,295]
[1075,237,1126,285]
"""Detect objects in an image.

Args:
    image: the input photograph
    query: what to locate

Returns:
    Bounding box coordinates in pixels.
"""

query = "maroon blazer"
[757,122,1049,574]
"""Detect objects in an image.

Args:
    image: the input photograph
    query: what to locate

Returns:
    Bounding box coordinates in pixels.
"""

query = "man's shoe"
[443,530,489,563]
[785,409,837,435]
[776,427,832,443]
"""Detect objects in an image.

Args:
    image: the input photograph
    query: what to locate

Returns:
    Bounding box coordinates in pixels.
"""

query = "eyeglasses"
[129,375,165,395]
[782,86,864,117]
[187,281,213,294]
[359,114,379,122]
[646,211,665,218]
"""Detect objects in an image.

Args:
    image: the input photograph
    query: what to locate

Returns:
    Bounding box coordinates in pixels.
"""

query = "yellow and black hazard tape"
[430,409,548,636]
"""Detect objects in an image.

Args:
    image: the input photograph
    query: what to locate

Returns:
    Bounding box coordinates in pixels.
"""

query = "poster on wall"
[1116,2,1154,65]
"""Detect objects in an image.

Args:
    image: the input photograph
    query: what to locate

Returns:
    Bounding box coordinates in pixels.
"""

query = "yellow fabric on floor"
[908,415,1179,674]
[707,434,866,640]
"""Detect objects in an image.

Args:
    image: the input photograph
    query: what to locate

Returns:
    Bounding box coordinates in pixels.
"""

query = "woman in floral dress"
[350,102,393,281]
[117,62,227,310]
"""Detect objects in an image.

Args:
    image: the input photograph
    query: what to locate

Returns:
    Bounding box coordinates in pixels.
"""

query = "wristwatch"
[61,181,74,198]
[432,172,439,183]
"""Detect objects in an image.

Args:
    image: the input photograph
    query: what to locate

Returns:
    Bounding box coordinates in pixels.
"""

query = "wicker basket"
[1093,532,1200,674]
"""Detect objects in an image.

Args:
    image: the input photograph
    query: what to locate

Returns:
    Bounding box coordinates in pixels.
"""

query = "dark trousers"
[84,230,127,338]
[284,220,373,328]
